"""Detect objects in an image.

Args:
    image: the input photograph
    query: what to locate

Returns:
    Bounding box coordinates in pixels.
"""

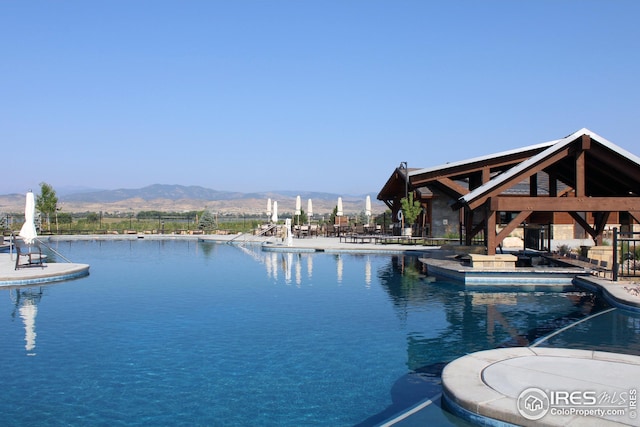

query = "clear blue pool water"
[0,239,636,426]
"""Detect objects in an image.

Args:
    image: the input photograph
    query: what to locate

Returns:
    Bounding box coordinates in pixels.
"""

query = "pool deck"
[442,347,640,427]
[419,256,591,287]
[4,234,640,426]
[0,252,90,287]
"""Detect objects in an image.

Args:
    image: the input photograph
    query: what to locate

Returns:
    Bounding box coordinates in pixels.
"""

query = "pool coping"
[441,347,640,427]
[573,275,640,312]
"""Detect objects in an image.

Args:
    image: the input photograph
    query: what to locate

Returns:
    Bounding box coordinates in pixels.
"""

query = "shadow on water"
[354,362,446,427]
[354,255,614,426]
[498,293,611,348]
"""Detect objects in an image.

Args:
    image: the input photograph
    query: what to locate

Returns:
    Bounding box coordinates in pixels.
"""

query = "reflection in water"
[535,306,640,355]
[377,255,612,369]
[235,245,385,289]
[238,248,615,367]
[295,256,301,286]
[227,247,621,367]
[360,254,617,426]
[270,252,277,280]
[10,287,43,356]
[224,245,628,425]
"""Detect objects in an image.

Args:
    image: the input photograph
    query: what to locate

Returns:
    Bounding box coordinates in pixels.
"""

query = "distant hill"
[63,184,373,203]
[0,184,384,216]
[63,184,247,203]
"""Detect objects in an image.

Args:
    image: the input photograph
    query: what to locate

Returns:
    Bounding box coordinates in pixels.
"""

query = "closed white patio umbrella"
[19,191,37,245]
[267,198,272,217]
[307,199,313,225]
[335,197,344,237]
[271,201,278,223]
[365,195,372,225]
[295,195,301,216]
[295,195,301,225]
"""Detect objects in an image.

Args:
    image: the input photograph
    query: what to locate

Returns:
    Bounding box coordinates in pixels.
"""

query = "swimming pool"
[0,239,633,426]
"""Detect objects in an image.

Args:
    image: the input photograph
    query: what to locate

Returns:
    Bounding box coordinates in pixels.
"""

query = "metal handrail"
[227,224,278,244]
[35,237,73,263]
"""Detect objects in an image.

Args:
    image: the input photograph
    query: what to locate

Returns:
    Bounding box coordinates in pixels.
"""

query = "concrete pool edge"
[420,257,592,286]
[574,275,640,312]
[0,253,90,286]
[441,347,640,427]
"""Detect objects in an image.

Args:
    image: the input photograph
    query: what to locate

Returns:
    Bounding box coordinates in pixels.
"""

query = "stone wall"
[430,187,460,237]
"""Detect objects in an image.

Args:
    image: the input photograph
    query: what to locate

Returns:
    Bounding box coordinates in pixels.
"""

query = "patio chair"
[14,238,46,270]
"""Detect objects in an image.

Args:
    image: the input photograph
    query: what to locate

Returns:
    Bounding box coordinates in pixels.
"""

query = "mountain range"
[0,184,384,216]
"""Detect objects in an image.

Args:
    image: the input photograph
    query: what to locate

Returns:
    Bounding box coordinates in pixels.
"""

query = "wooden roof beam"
[435,177,469,198]
[491,196,640,212]
[466,146,573,210]
[410,156,538,186]
[588,145,640,183]
[569,212,597,240]
[496,210,532,244]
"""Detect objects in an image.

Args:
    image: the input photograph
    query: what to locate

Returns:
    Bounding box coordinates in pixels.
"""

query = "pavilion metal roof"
[458,128,640,207]
[408,139,559,179]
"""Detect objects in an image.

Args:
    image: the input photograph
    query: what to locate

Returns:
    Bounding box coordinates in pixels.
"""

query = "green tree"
[36,182,58,231]
[57,212,73,232]
[297,209,308,225]
[400,193,421,228]
[329,205,338,225]
[198,210,217,230]
[86,212,99,223]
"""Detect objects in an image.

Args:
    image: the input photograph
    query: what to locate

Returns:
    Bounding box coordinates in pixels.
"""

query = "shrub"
[557,244,572,256]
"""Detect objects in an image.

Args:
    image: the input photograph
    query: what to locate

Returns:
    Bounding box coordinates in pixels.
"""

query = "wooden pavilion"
[377,128,640,255]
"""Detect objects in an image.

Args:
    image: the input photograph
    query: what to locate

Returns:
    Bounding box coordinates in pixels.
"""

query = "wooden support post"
[529,174,538,197]
[575,136,587,197]
[482,167,491,184]
[486,200,497,255]
[549,173,557,197]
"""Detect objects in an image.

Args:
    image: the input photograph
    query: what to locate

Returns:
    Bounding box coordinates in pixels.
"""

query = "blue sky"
[2,1,639,196]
